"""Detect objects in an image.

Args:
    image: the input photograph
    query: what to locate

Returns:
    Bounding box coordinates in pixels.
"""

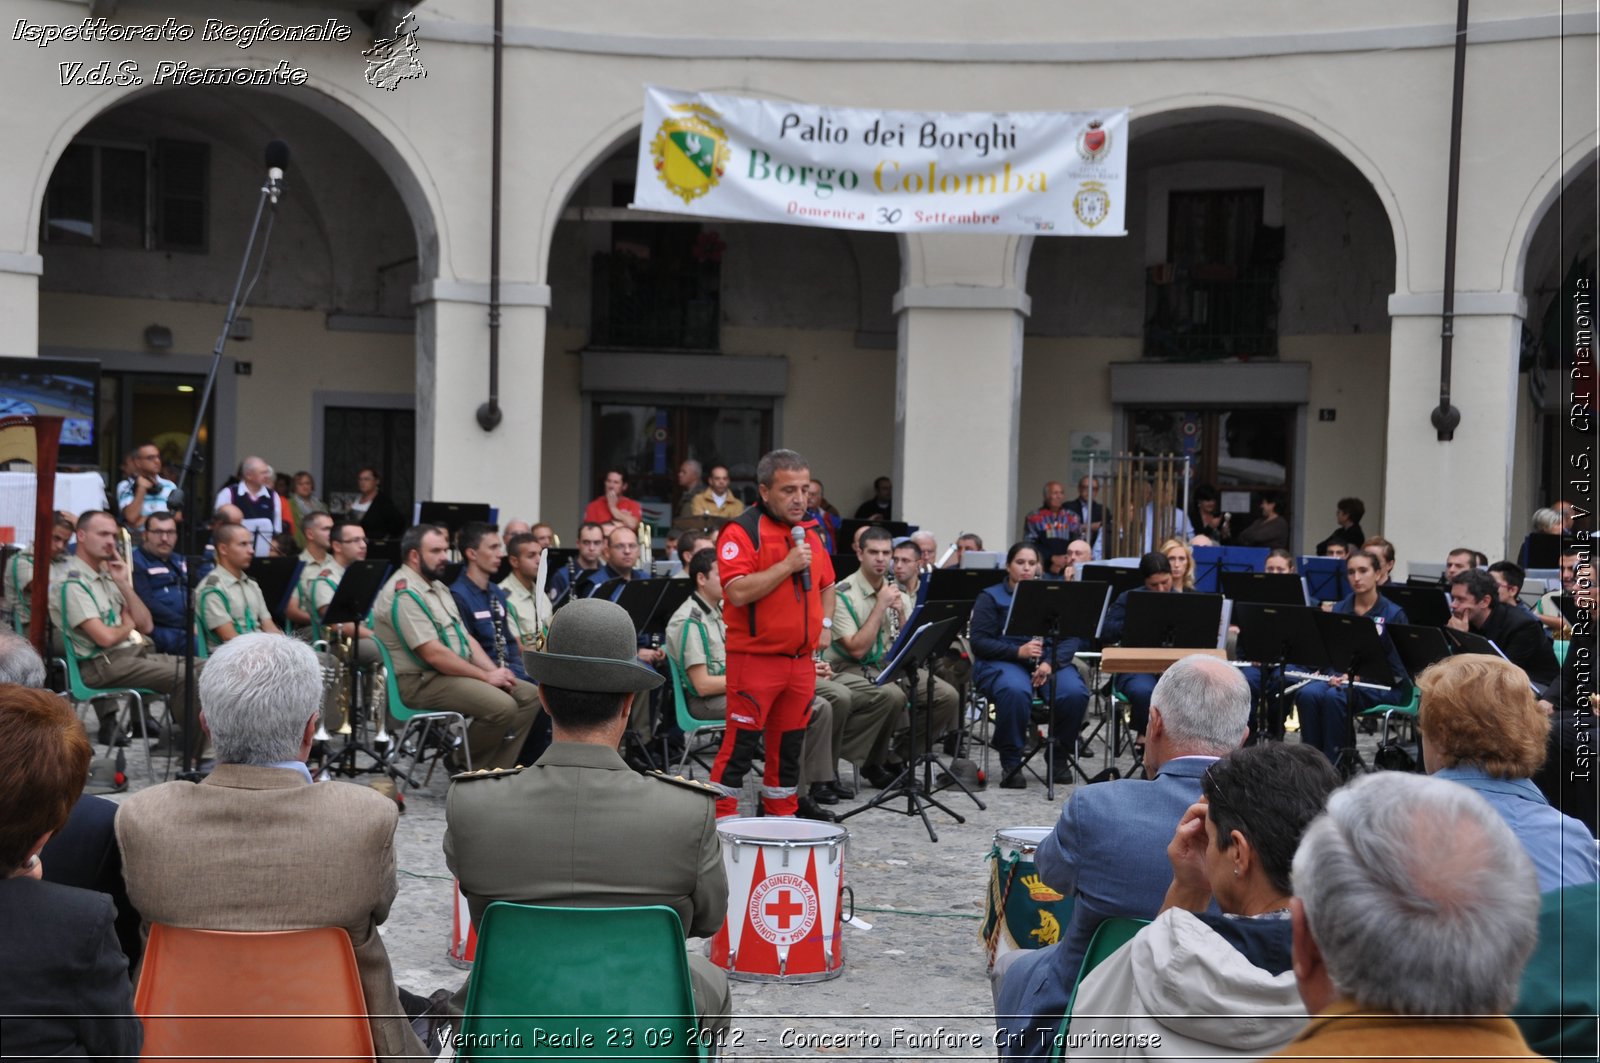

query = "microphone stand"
[170,163,281,780]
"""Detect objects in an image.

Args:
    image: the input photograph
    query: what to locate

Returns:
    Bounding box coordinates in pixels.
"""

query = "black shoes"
[97,718,129,747]
[828,777,856,799]
[1000,765,1027,789]
[795,796,839,822]
[860,762,904,790]
[807,783,840,806]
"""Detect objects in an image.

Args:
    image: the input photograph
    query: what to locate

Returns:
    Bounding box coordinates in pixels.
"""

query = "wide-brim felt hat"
[523,598,664,693]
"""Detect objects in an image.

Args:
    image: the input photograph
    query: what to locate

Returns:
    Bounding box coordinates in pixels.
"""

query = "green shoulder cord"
[674,608,721,678]
[306,575,340,640]
[391,586,471,669]
[198,585,254,649]
[63,577,119,649]
[836,586,886,667]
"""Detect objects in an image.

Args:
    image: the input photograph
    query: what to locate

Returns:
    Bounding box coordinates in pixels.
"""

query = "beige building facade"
[1,0,1593,569]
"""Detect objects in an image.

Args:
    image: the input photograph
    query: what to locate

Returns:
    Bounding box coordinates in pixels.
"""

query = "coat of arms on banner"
[650,104,731,204]
[1077,118,1111,163]
[1073,180,1111,228]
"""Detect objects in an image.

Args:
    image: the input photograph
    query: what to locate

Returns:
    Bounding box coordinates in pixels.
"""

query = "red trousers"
[709,652,815,817]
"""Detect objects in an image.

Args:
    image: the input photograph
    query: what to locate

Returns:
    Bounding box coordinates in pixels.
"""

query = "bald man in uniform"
[372,524,541,771]
[444,598,731,1035]
[197,523,281,652]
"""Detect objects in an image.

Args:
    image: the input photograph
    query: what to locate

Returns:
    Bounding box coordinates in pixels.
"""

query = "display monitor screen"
[0,356,100,456]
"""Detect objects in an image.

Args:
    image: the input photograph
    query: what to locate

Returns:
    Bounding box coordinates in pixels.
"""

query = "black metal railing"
[1143,263,1279,361]
[590,253,719,350]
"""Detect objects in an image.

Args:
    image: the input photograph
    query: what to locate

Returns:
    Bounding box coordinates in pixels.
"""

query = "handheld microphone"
[264,140,290,204]
[792,524,811,591]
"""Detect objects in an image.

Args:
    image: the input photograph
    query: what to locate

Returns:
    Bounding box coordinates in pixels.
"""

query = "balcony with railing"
[1143,262,1280,361]
[590,251,719,351]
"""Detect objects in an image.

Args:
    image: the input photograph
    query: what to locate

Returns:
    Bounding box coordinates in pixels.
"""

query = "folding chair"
[372,636,471,793]
[667,656,723,778]
[59,584,161,783]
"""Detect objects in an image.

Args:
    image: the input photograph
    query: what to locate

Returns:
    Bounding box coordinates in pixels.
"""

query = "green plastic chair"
[1051,916,1150,1059]
[59,583,161,782]
[371,635,470,793]
[459,902,708,1060]
[666,656,723,778]
[1360,685,1421,762]
[1554,639,1570,667]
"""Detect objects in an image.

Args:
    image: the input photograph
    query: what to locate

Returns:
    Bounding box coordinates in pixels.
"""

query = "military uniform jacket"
[665,593,725,713]
[372,563,473,676]
[497,573,552,650]
[51,555,137,660]
[293,549,338,622]
[198,567,270,643]
[826,569,899,671]
[443,742,727,937]
[10,551,71,627]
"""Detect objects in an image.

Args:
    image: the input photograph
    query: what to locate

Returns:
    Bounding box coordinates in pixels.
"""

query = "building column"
[1382,291,1526,572]
[0,252,42,358]
[894,234,1032,555]
[412,278,549,524]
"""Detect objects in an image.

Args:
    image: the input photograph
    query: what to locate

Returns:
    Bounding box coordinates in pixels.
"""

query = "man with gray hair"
[995,653,1252,1059]
[1273,772,1541,1059]
[116,633,426,1061]
[213,456,282,556]
[0,629,46,687]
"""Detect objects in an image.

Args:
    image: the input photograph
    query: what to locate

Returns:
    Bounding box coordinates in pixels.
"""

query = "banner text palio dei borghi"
[632,87,1128,236]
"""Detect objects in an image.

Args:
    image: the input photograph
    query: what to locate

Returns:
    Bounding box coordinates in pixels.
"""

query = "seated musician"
[284,511,335,635]
[664,550,843,819]
[1265,548,1296,574]
[1292,549,1411,764]
[302,520,381,665]
[577,525,645,601]
[1448,568,1559,688]
[804,479,841,553]
[1361,535,1397,584]
[50,510,199,749]
[1534,545,1583,638]
[1100,552,1176,751]
[1443,547,1478,582]
[548,521,604,604]
[970,542,1090,789]
[452,522,549,766]
[1160,537,1195,592]
[130,510,187,654]
[198,523,283,651]
[10,512,75,648]
[948,532,984,569]
[372,524,541,771]
[825,525,955,788]
[499,531,552,658]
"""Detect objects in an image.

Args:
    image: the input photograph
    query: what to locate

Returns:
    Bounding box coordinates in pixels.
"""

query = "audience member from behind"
[115,633,427,1061]
[0,683,142,1061]
[1417,655,1598,891]
[994,654,1251,1059]
[1068,743,1341,1061]
[1273,773,1542,1060]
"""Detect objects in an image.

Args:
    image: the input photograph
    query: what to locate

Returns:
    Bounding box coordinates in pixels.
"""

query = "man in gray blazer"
[993,654,1251,1059]
[116,633,426,1062]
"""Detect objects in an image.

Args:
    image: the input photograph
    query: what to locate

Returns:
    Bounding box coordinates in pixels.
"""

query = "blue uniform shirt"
[448,572,528,680]
[131,546,188,654]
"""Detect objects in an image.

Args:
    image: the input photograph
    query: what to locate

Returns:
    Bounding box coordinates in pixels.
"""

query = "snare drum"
[709,817,849,983]
[981,827,1074,970]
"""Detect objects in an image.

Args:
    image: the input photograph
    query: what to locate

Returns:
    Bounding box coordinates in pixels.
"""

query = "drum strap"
[982,846,1025,964]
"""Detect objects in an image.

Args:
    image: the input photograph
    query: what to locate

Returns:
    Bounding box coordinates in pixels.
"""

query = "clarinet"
[488,593,509,668]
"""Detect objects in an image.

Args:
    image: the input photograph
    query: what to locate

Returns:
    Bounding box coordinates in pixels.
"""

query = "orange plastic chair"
[134,924,375,1063]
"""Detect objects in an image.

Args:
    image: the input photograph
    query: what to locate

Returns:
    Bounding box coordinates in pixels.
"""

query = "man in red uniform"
[582,469,643,533]
[708,449,836,818]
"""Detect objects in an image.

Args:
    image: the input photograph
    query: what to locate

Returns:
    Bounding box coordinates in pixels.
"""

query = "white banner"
[633,87,1127,236]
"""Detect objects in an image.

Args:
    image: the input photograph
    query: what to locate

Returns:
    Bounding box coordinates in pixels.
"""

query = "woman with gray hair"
[1063,743,1341,1061]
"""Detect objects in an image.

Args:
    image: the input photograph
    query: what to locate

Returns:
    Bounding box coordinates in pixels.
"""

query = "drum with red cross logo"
[709,817,849,982]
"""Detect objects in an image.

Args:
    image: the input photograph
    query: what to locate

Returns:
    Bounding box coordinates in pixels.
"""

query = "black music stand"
[837,617,967,842]
[1121,592,1226,650]
[1221,571,1308,607]
[839,518,911,544]
[1235,603,1332,742]
[1313,610,1398,779]
[608,579,676,770]
[1002,580,1110,798]
[317,560,391,779]
[1525,533,1564,569]
[417,501,492,544]
[245,556,300,631]
[830,552,861,580]
[1081,564,1144,599]
[1380,585,1453,627]
[1389,623,1453,678]
[927,568,1005,602]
